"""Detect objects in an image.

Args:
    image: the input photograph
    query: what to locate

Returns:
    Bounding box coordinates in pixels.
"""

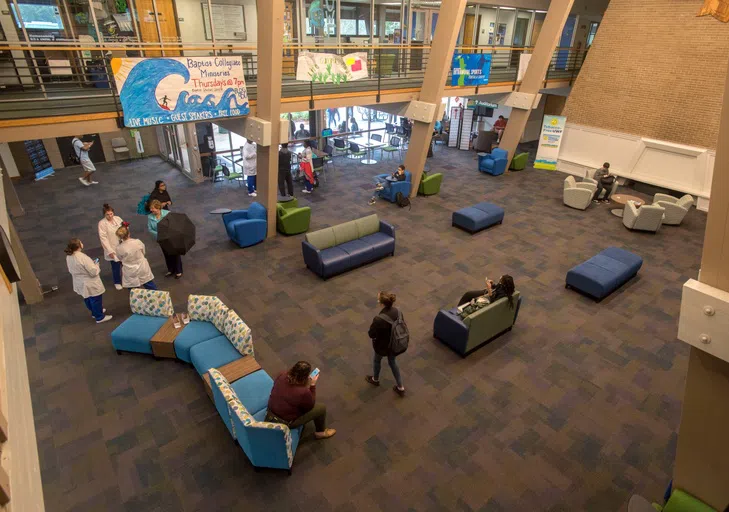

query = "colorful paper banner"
[296,51,369,83]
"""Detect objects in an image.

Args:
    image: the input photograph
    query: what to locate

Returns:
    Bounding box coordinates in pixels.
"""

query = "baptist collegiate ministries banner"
[111,57,250,127]
[534,115,567,170]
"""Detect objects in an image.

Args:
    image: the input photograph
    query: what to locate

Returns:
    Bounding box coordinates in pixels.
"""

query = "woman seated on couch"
[458,275,516,312]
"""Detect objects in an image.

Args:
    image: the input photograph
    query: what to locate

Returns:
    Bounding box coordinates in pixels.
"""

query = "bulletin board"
[202,3,247,41]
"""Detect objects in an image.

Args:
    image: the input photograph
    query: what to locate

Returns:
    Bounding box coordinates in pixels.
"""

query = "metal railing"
[0,42,588,122]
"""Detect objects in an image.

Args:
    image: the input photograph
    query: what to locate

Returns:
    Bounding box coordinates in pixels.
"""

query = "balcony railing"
[0,42,588,122]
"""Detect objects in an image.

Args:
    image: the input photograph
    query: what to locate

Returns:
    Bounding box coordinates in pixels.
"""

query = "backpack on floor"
[395,191,411,210]
[69,138,81,165]
[378,311,410,356]
[137,194,151,215]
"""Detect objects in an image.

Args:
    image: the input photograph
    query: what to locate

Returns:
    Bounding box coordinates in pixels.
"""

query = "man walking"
[73,136,97,186]
[278,143,294,197]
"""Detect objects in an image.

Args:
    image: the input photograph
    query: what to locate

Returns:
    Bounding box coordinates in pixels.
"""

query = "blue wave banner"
[451,53,492,87]
[111,57,250,127]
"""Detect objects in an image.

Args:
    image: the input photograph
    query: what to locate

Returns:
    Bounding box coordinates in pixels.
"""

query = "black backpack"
[395,191,411,209]
[69,138,81,165]
[378,311,410,355]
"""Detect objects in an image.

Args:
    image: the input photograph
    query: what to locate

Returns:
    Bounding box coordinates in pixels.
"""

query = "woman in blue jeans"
[365,291,406,396]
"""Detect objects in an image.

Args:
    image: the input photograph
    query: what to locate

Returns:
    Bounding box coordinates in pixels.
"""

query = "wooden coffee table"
[203,355,262,400]
[150,316,186,358]
[610,194,644,218]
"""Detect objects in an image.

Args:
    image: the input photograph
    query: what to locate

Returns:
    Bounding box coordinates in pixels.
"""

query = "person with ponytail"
[65,238,112,323]
[97,203,124,290]
[114,226,157,290]
[458,275,516,309]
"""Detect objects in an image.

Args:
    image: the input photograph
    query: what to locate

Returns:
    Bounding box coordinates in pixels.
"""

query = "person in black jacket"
[147,181,171,211]
[365,291,406,396]
[458,275,516,308]
[278,143,294,197]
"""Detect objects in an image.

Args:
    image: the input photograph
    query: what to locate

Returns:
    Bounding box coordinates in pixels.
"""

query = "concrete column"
[672,54,729,511]
[1,164,24,218]
[497,0,575,169]
[403,0,468,196]
[255,0,285,237]
[8,219,42,305]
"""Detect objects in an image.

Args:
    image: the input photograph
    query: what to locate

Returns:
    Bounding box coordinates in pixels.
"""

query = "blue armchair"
[222,202,267,247]
[478,148,508,176]
[375,171,412,202]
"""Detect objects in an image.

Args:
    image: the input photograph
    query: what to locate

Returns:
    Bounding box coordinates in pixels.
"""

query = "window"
[586,22,599,47]
[340,3,371,37]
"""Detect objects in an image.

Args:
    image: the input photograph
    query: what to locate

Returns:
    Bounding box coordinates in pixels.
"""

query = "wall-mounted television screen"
[11,3,65,31]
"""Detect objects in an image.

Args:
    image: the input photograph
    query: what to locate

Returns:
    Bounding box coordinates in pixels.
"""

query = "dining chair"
[333,138,349,158]
[370,134,383,159]
[382,136,401,160]
[349,142,366,161]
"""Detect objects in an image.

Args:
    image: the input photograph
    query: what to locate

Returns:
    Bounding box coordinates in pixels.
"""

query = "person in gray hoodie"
[592,162,615,203]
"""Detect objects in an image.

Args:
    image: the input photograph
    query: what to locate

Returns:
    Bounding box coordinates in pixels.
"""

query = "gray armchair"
[652,193,693,225]
[563,175,597,210]
[623,201,665,232]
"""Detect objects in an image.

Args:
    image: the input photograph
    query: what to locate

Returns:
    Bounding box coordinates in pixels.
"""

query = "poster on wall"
[24,140,54,180]
[111,57,250,128]
[296,51,368,83]
[534,115,567,170]
[451,53,492,87]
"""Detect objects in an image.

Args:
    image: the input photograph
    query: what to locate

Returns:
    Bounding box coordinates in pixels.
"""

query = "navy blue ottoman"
[566,247,643,301]
[452,202,505,234]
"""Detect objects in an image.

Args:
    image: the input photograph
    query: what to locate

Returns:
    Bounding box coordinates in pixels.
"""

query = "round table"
[209,208,232,215]
[610,194,644,218]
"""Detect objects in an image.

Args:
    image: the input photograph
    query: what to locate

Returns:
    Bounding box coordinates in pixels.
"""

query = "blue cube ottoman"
[566,247,643,301]
[452,202,505,234]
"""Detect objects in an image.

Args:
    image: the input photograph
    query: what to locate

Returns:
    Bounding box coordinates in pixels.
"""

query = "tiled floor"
[14,144,705,511]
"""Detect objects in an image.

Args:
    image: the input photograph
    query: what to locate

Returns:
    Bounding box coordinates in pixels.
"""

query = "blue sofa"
[111,289,175,355]
[223,202,267,247]
[478,148,508,176]
[374,171,412,202]
[209,368,303,473]
[112,293,301,472]
[434,292,522,356]
[452,202,505,234]
[302,214,395,279]
[566,247,643,301]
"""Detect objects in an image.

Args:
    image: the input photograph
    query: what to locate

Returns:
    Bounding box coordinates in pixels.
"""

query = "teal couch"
[433,292,521,356]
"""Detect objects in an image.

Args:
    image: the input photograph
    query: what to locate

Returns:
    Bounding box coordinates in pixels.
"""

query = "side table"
[150,316,186,358]
[610,194,644,218]
[203,355,262,400]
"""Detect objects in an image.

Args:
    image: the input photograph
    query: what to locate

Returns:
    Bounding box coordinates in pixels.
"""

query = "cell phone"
[310,368,320,379]
[94,258,100,264]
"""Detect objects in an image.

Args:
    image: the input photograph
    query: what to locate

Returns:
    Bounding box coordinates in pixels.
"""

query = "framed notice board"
[202,3,247,41]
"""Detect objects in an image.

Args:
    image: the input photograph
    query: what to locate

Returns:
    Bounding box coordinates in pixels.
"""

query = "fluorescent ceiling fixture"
[535,10,547,13]
[499,6,516,10]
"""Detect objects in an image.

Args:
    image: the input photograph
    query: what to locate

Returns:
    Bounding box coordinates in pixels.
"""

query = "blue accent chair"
[111,289,175,355]
[223,202,267,247]
[209,368,303,473]
[374,171,412,202]
[478,148,508,176]
[566,247,643,301]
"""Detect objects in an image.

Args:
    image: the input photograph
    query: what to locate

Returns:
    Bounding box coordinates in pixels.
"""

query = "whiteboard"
[202,3,247,41]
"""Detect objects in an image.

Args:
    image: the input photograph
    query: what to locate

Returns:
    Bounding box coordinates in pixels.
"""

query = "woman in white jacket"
[65,238,112,323]
[114,226,157,290]
[98,203,124,290]
[242,140,257,197]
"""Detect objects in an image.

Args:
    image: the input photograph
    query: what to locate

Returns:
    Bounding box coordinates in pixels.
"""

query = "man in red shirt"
[266,361,336,439]
[493,115,508,143]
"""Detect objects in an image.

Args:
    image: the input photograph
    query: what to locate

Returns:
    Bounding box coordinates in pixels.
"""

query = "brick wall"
[563,0,729,149]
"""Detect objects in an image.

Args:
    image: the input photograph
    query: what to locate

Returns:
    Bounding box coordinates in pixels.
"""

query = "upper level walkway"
[0,42,587,139]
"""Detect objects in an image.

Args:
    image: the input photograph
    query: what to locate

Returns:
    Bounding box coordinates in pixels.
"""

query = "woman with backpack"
[365,291,406,396]
[147,181,172,211]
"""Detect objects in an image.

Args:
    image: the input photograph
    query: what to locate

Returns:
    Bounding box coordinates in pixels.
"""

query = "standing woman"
[147,181,172,211]
[242,140,257,197]
[147,199,183,279]
[299,141,315,194]
[65,238,113,324]
[365,291,406,396]
[98,204,124,290]
[115,226,157,290]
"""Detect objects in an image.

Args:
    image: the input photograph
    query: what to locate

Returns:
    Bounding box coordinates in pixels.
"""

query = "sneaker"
[302,189,312,194]
[314,428,336,440]
[592,199,600,203]
[90,180,99,185]
[79,177,91,186]
[248,192,257,197]
[92,308,107,318]
[365,376,380,386]
[174,273,182,279]
[165,272,173,277]
[393,385,405,397]
[375,184,384,191]
[114,284,123,290]
[96,314,113,324]
[368,198,377,206]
